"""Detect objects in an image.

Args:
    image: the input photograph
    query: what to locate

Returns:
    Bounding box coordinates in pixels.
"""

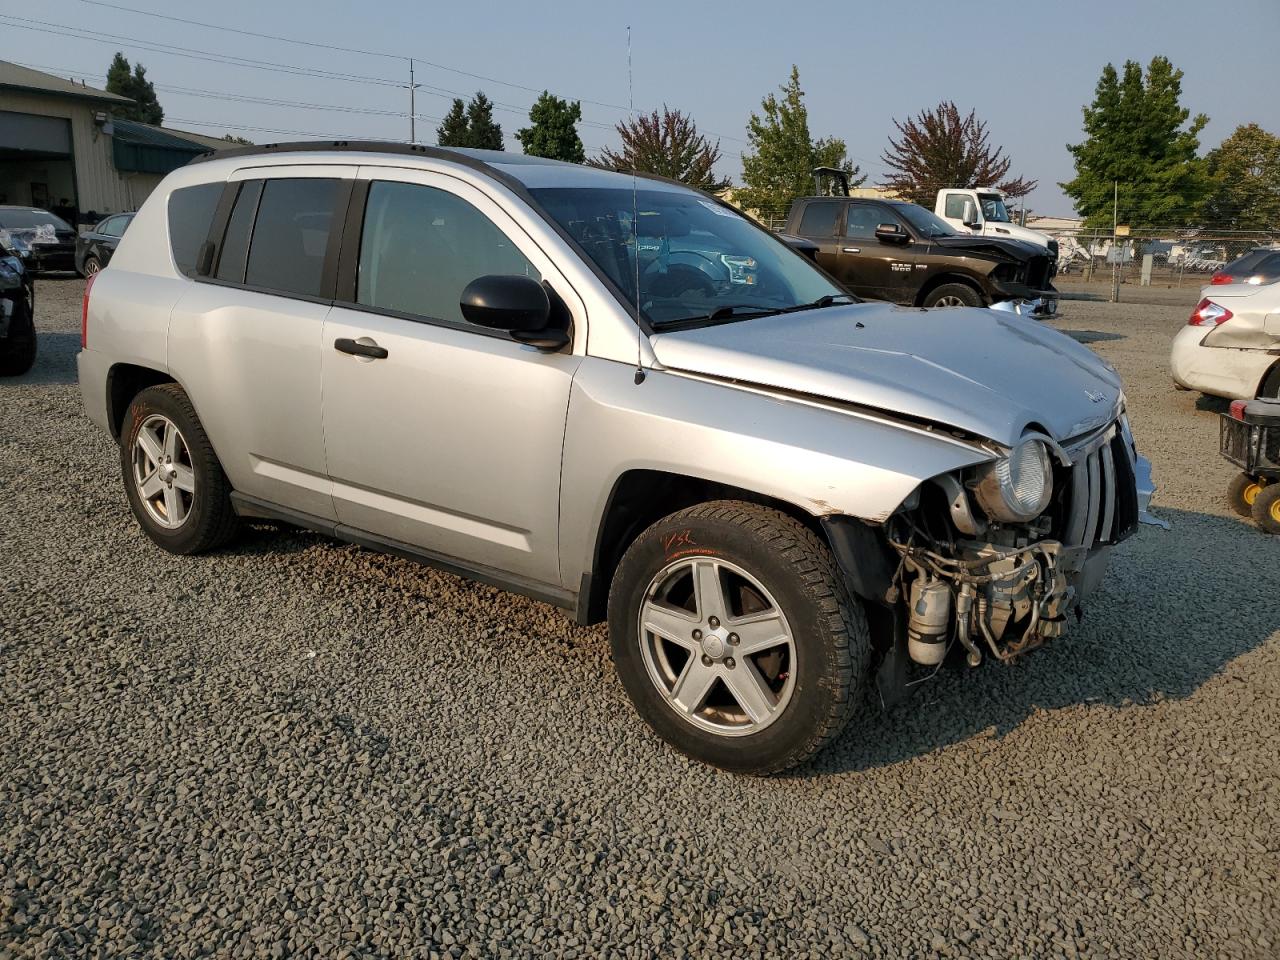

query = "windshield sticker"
[697,200,738,219]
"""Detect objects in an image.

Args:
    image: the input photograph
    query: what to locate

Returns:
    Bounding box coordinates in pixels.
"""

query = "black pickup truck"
[784,194,1058,315]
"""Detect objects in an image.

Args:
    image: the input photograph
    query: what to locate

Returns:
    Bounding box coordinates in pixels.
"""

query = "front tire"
[923,283,983,309]
[1228,472,1265,518]
[607,501,870,774]
[82,256,102,278]
[0,298,36,377]
[121,384,241,554]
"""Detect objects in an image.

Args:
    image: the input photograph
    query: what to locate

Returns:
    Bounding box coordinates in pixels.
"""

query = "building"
[0,60,229,225]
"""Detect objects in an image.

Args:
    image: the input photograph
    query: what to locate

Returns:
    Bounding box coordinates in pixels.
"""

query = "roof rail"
[190,139,492,168]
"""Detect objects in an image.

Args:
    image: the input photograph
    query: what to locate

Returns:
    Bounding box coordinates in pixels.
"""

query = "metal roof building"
[0,60,229,224]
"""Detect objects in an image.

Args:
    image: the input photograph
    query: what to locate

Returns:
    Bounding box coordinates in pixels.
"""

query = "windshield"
[528,187,844,327]
[894,204,957,239]
[0,208,72,231]
[978,194,1011,223]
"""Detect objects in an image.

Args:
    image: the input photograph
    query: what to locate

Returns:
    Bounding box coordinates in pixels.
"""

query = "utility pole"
[408,58,416,144]
[1110,180,1120,304]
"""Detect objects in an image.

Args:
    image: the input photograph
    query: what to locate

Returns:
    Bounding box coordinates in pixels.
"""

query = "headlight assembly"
[973,439,1053,522]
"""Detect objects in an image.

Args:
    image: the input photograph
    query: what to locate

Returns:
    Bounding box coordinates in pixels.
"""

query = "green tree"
[880,101,1036,206]
[435,92,504,150]
[737,66,863,217]
[516,91,584,163]
[1061,56,1208,229]
[1202,123,1280,232]
[591,106,729,192]
[105,52,164,125]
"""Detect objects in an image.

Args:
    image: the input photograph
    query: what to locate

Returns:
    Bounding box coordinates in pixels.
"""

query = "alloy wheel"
[638,556,796,737]
[131,414,195,528]
[934,295,967,307]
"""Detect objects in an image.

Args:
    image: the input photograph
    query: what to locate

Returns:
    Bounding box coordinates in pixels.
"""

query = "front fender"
[559,358,992,589]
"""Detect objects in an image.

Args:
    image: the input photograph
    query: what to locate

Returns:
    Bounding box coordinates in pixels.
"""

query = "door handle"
[842,247,861,254]
[334,337,388,360]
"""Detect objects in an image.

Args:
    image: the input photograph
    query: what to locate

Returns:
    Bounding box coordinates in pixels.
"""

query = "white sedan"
[1170,279,1280,400]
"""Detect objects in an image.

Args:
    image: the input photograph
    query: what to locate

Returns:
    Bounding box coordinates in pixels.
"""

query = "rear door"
[168,166,356,521]
[320,167,583,585]
[837,202,916,302]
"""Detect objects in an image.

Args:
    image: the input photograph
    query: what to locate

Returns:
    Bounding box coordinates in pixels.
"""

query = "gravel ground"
[2,279,1278,959]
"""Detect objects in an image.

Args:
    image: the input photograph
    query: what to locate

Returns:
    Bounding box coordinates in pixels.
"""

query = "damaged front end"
[830,416,1164,704]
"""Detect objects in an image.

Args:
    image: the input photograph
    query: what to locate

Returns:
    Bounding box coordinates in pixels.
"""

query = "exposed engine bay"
[879,417,1155,675]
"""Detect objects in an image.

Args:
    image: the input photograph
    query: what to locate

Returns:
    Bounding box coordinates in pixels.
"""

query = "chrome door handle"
[842,247,861,253]
[334,337,388,360]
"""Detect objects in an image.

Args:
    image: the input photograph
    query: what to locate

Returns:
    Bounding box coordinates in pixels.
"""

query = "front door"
[320,170,583,586]
[836,203,917,302]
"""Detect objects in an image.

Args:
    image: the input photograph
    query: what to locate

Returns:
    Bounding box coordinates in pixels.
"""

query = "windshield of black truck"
[894,203,957,239]
[528,187,844,328]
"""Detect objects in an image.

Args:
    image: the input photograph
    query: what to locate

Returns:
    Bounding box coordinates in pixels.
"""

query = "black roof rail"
[190,139,499,171]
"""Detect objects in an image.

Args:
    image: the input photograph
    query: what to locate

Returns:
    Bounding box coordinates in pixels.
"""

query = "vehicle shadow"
[5,331,80,386]
[1196,394,1232,414]
[798,505,1279,777]
[1061,329,1126,345]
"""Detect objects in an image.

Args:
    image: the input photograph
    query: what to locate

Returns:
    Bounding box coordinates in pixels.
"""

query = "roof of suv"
[190,140,691,193]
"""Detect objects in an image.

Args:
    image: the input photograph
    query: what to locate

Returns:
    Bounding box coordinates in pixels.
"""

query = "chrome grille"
[1062,425,1139,549]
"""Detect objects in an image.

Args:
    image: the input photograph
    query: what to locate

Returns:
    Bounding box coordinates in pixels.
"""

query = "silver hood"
[651,303,1123,446]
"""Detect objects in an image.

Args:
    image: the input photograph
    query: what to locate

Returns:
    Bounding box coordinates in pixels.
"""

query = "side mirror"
[459,274,568,351]
[962,201,982,230]
[874,223,909,244]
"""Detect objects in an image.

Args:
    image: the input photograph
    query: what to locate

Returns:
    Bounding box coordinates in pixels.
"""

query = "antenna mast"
[629,26,645,385]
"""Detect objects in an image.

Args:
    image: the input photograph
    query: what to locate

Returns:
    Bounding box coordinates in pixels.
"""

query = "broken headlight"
[973,439,1053,522]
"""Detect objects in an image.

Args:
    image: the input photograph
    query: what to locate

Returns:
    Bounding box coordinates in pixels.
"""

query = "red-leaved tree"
[880,101,1035,206]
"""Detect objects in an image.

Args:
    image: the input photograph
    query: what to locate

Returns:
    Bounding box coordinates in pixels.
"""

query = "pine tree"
[436,99,470,147]
[435,93,503,150]
[105,52,164,125]
[737,66,862,218]
[591,107,729,192]
[1061,56,1208,229]
[880,101,1035,206]
[516,92,584,163]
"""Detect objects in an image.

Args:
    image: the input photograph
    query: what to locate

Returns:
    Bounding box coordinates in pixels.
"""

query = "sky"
[2,0,1277,217]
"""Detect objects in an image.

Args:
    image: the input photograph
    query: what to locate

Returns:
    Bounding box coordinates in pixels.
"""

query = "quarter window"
[244,178,342,298]
[798,201,841,237]
[356,181,538,326]
[215,181,262,283]
[167,182,222,277]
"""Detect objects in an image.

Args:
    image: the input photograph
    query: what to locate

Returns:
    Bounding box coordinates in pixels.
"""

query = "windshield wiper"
[773,293,858,314]
[654,304,774,328]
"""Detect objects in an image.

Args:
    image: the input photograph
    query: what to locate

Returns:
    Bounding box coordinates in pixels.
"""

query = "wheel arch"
[1258,359,1280,399]
[914,272,986,307]
[106,362,177,440]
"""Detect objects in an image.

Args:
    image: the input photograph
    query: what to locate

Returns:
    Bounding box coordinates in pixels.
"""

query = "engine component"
[906,576,951,665]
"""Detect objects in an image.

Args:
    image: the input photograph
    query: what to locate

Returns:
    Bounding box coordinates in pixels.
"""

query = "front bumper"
[29,244,76,273]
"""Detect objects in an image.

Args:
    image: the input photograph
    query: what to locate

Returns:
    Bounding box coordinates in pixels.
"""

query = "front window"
[893,204,957,239]
[529,187,845,328]
[978,193,1012,223]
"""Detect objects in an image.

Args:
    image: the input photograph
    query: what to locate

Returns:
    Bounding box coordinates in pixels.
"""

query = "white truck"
[935,188,1059,263]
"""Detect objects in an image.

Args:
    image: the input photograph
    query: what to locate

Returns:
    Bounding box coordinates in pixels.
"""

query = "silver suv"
[77,143,1160,773]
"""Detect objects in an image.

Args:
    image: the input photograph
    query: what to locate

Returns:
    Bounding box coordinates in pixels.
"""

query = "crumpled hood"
[651,302,1124,446]
[927,233,1040,261]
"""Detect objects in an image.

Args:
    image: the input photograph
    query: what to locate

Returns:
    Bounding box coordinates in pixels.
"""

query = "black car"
[75,212,135,277]
[784,195,1058,314]
[1211,247,1280,287]
[0,236,35,376]
[0,206,78,274]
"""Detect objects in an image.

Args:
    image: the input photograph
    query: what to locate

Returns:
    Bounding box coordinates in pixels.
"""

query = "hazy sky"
[3,0,1277,216]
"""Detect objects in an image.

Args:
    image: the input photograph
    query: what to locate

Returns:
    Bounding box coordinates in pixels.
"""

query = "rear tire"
[1251,483,1280,535]
[0,298,36,377]
[120,384,241,554]
[82,256,102,278]
[607,500,870,774]
[923,283,983,309]
[1228,472,1265,518]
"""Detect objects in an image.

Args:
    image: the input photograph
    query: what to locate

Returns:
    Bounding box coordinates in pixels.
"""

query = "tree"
[222,134,254,145]
[436,92,504,150]
[1202,123,1280,232]
[105,52,164,125]
[516,92,584,163]
[591,107,729,192]
[879,101,1035,206]
[737,66,863,217]
[1061,56,1208,229]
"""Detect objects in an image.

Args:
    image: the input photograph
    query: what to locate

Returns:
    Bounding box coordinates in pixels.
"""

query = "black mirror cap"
[459,275,551,332]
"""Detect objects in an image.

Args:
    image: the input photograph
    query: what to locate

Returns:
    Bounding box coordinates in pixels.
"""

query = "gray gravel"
[2,279,1278,959]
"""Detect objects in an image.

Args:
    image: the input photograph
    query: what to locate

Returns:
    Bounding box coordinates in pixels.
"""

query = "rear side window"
[167,183,222,276]
[244,178,342,298]
[797,201,841,237]
[355,180,538,326]
[215,181,263,283]
[943,194,967,219]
